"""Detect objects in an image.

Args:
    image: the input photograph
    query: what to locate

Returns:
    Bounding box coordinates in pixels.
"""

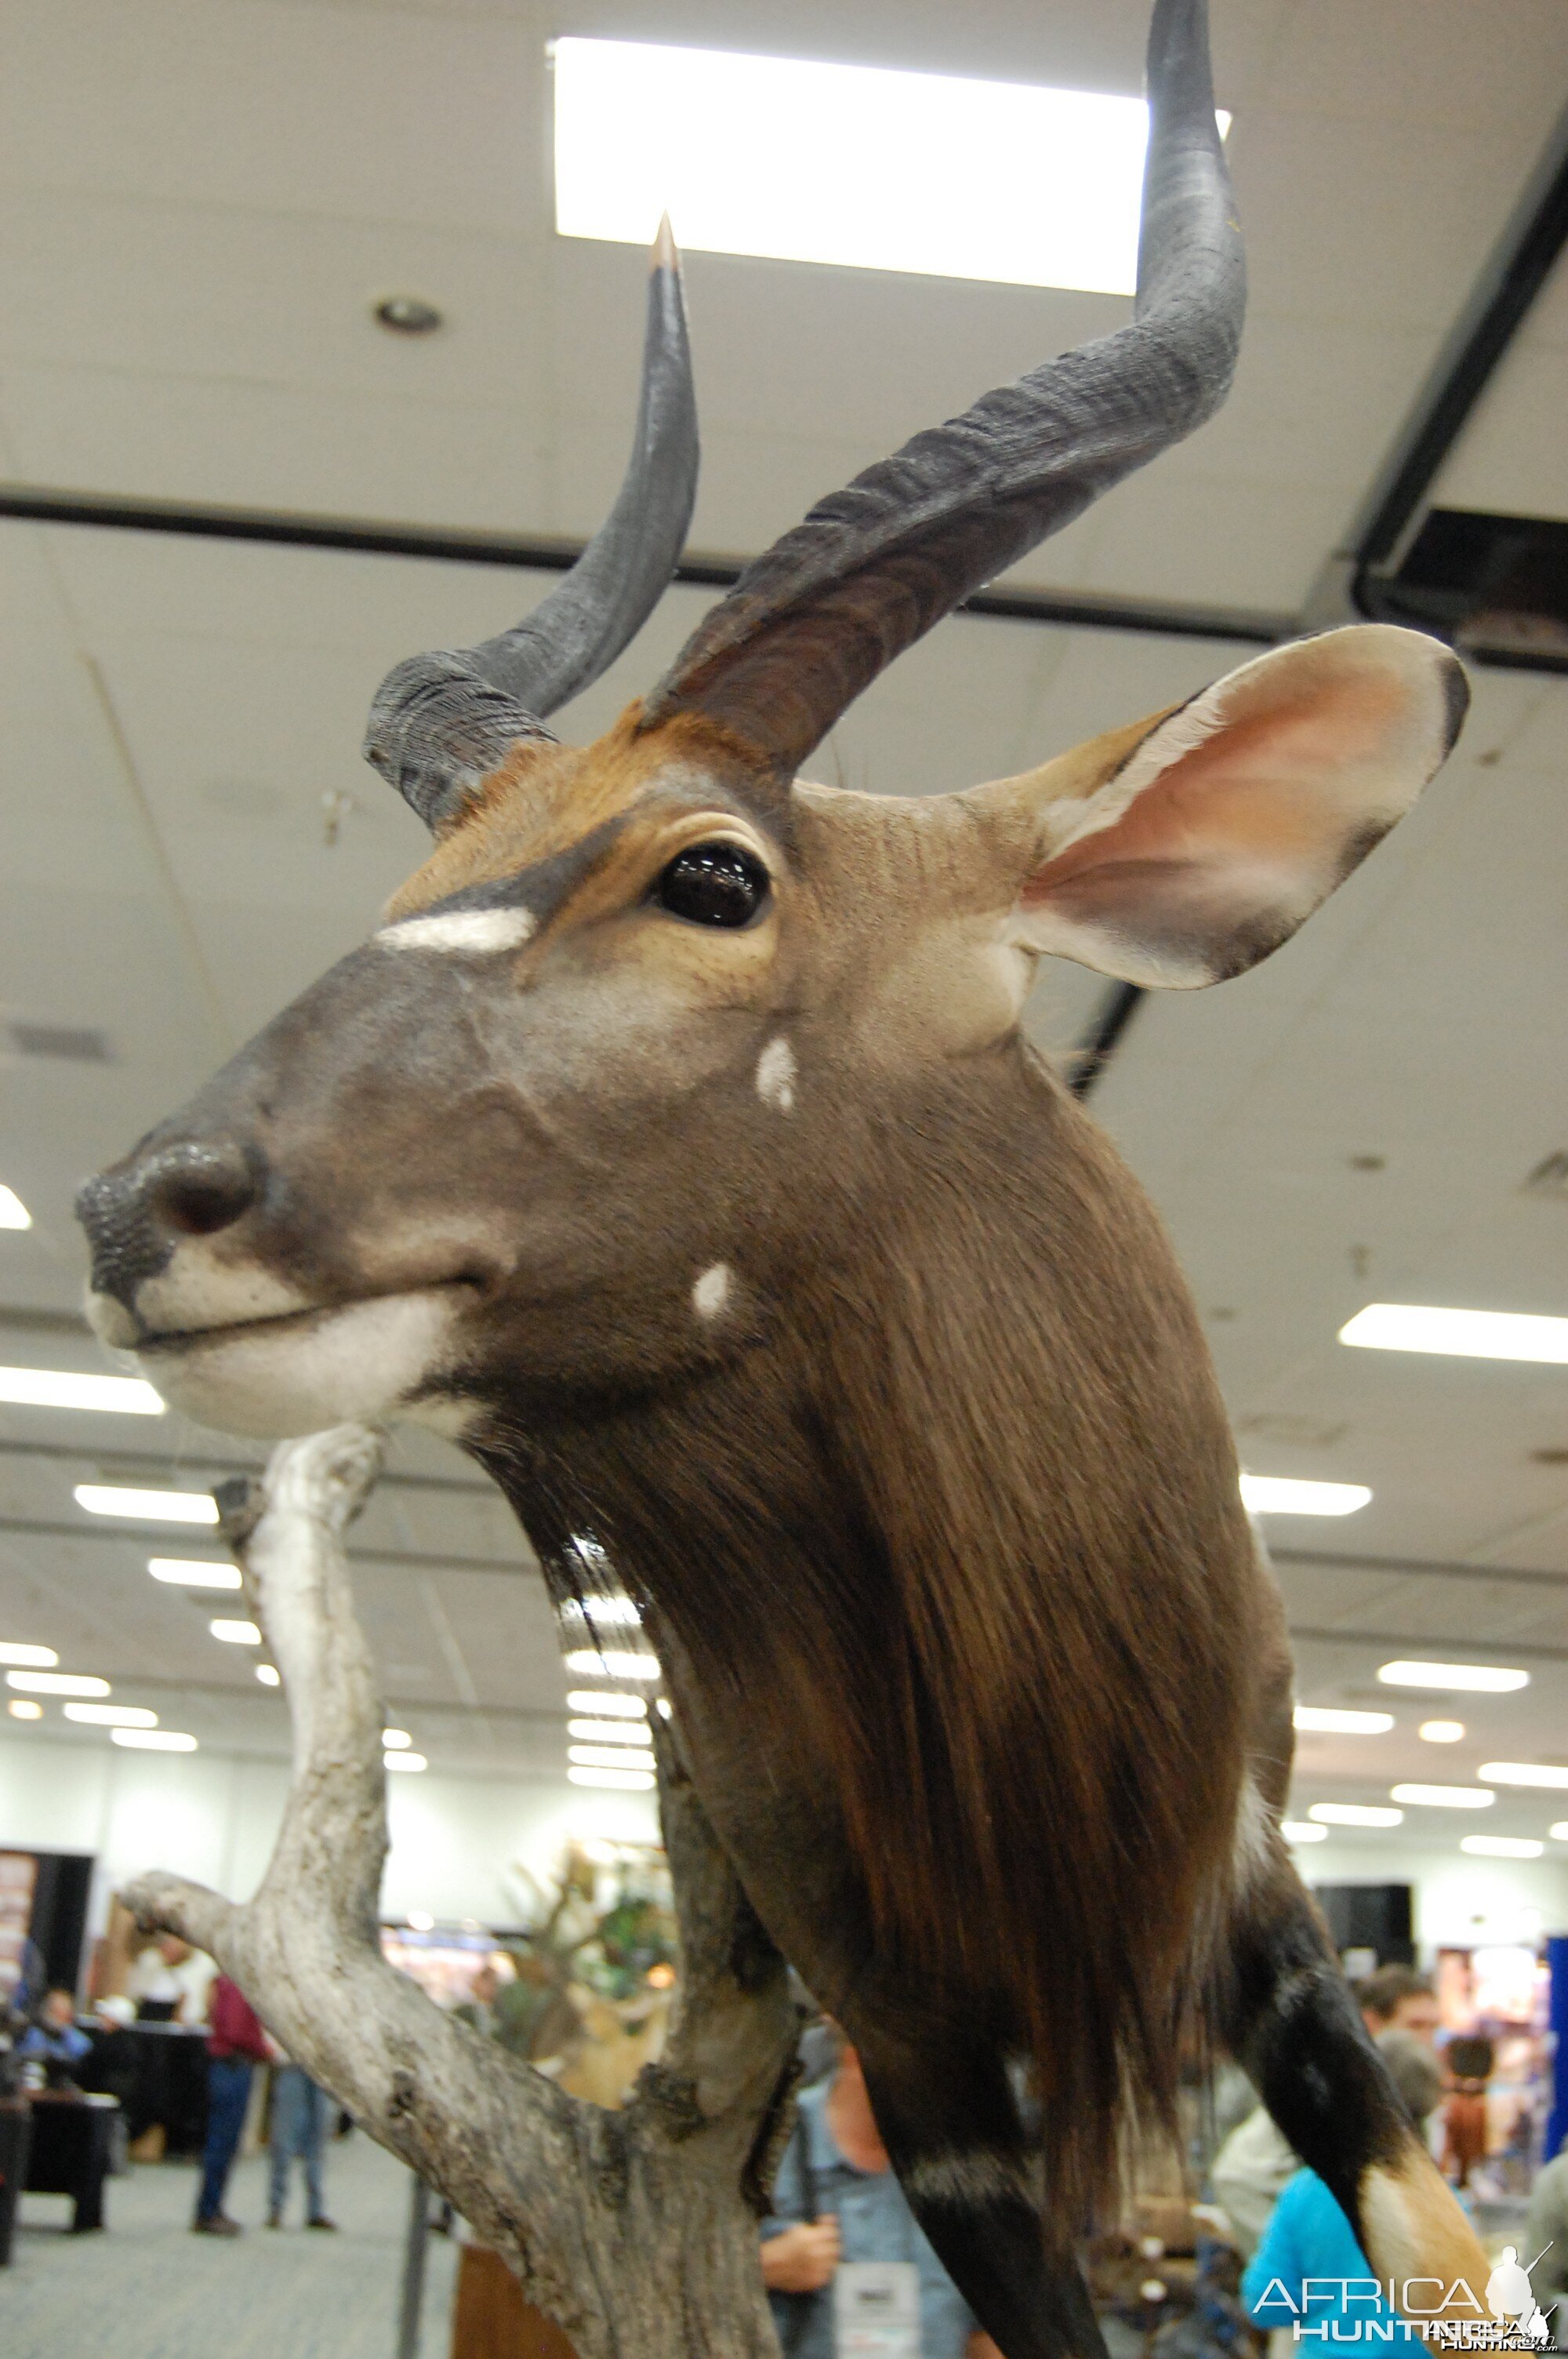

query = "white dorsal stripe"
[376,908,536,955]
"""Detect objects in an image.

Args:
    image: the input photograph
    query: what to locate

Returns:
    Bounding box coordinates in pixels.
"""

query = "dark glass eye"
[655,842,769,929]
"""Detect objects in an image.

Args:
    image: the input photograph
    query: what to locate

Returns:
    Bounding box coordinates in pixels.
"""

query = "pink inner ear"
[1021,671,1412,910]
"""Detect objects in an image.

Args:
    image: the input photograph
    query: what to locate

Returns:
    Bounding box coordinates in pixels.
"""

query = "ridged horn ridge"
[642,0,1243,776]
[365,220,699,830]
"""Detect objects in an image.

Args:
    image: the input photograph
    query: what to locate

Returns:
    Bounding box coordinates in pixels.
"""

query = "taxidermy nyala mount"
[79,3,1484,2353]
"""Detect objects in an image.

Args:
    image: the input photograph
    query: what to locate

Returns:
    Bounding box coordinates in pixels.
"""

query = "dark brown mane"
[482,1036,1258,2223]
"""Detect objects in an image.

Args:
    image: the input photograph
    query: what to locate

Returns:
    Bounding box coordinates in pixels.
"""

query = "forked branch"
[123,1427,796,2359]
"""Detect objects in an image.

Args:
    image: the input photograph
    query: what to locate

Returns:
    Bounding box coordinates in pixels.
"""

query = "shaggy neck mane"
[481,1039,1254,2219]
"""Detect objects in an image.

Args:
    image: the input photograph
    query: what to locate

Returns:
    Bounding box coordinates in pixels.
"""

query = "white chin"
[142,1290,464,1441]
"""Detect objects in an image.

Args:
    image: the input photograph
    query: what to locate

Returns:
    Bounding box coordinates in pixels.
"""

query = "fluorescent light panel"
[0,1186,31,1230]
[563,1649,661,1681]
[64,1703,157,1728]
[75,1484,218,1524]
[1281,1821,1327,1844]
[112,1728,197,1752]
[1309,1802,1403,1828]
[1419,1721,1465,1743]
[1476,1761,1568,1790]
[149,1558,241,1590]
[1389,1783,1493,1810]
[1550,1824,1568,1843]
[0,1366,163,1415]
[7,1699,42,1720]
[384,1751,427,1773]
[1340,1303,1568,1363]
[569,1743,658,1772]
[575,1596,642,1627]
[383,1728,412,1750]
[1240,1475,1370,1517]
[0,1641,58,1668]
[1294,1707,1393,1735]
[1461,1835,1542,1859]
[568,1719,655,1747]
[7,1670,110,1697]
[567,1764,655,1791]
[1378,1660,1528,1694]
[553,37,1226,296]
[255,1665,281,1687]
[564,1690,646,1717]
[210,1619,260,1646]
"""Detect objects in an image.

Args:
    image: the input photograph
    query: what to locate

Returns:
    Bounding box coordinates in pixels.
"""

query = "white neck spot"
[755,1034,797,1114]
[376,907,536,956]
[692,1263,731,1321]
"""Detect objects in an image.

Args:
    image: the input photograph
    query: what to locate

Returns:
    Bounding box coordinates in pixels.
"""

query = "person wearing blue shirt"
[761,2031,1000,2359]
[18,1988,92,2070]
[1244,2169,1414,2347]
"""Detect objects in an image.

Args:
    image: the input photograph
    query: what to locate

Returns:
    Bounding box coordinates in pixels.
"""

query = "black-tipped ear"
[995,626,1467,989]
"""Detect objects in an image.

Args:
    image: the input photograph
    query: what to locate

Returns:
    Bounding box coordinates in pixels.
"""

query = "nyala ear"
[984,625,1468,989]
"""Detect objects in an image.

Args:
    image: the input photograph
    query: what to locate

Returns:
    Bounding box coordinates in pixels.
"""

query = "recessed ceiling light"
[382,1728,412,1750]
[567,1764,656,1791]
[1281,1821,1328,1844]
[64,1703,158,1728]
[1378,1661,1529,1694]
[1294,1707,1394,1735]
[564,1689,647,1717]
[1240,1475,1370,1517]
[1475,1761,1568,1790]
[74,1484,219,1525]
[148,1558,241,1590]
[111,1728,198,1752]
[569,1743,659,1772]
[563,1649,662,1681]
[210,1619,261,1646]
[0,1641,59,1669]
[552,36,1229,297]
[1460,1834,1542,1859]
[568,1718,656,1747]
[1340,1303,1568,1363]
[1419,1720,1465,1743]
[0,1186,31,1230]
[384,1750,427,1773]
[1308,1802,1403,1827]
[1549,1823,1568,1843]
[1389,1783,1494,1809]
[255,1664,281,1687]
[7,1670,110,1697]
[6,1699,42,1721]
[0,1367,164,1415]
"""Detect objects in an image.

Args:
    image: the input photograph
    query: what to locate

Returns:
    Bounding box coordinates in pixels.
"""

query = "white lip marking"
[755,1034,797,1114]
[138,1290,457,1441]
[376,908,536,956]
[692,1263,731,1320]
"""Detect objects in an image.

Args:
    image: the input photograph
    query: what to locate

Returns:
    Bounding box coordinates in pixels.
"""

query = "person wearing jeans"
[194,1973,270,2234]
[267,2062,336,2230]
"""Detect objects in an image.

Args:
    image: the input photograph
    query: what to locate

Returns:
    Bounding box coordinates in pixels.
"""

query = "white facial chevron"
[376,908,536,955]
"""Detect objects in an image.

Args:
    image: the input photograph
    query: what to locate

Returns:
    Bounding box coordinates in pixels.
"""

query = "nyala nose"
[76,1139,262,1313]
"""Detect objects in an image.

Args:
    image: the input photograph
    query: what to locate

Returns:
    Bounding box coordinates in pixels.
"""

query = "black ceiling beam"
[0,481,1293,649]
[1347,92,1568,587]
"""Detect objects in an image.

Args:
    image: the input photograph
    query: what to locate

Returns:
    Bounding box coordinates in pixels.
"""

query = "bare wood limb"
[123,1425,795,2359]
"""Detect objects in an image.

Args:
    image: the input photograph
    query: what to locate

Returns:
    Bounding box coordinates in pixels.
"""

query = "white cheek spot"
[376,907,536,956]
[755,1034,797,1114]
[692,1263,731,1321]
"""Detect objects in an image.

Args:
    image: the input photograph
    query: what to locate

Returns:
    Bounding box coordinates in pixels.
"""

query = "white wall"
[0,1733,659,1936]
[1304,1838,1568,1953]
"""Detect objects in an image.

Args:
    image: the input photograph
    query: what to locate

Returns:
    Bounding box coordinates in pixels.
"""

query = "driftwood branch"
[123,1425,797,2358]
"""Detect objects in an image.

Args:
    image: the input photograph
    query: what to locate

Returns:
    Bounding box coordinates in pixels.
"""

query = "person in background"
[1210,2103,1298,2259]
[760,2026,1001,2359]
[18,1988,91,2072]
[267,2055,336,2231]
[128,1931,198,2022]
[194,1972,270,2236]
[1356,1965,1440,2048]
[453,1961,499,2040]
[1242,2032,1443,2349]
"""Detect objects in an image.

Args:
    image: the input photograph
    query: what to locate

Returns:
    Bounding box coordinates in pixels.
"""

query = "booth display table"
[0,2099,32,2265]
[23,2089,120,2231]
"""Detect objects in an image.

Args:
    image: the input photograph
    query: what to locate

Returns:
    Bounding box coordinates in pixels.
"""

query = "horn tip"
[650,213,679,274]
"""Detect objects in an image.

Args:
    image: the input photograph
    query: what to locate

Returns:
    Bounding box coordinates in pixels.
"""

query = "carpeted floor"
[0,2125,458,2359]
